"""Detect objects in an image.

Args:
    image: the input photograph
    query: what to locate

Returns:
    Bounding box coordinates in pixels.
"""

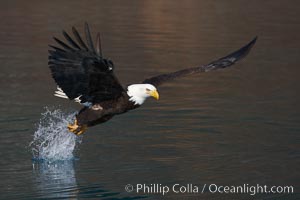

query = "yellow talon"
[68,119,87,135]
[68,119,79,132]
[75,126,87,135]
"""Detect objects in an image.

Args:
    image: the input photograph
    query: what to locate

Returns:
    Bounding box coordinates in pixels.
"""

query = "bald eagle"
[48,23,257,135]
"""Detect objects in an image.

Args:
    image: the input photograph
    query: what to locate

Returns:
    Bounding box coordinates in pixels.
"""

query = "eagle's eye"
[146,88,151,92]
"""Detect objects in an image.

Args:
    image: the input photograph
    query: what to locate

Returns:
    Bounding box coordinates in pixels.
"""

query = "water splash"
[30,108,82,161]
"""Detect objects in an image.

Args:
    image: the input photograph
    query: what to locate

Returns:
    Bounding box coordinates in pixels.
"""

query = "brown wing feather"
[143,37,257,87]
[49,23,124,104]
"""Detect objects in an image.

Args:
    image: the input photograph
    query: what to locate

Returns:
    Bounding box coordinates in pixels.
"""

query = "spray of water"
[30,107,82,161]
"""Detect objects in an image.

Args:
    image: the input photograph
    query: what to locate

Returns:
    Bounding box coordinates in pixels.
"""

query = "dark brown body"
[76,92,139,127]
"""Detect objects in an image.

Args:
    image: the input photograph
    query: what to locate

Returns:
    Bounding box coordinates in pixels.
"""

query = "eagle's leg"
[67,119,87,135]
[67,119,78,132]
[75,125,87,135]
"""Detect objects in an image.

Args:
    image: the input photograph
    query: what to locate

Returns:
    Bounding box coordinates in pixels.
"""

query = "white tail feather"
[74,95,82,103]
[54,93,68,99]
[54,86,92,107]
[54,87,68,99]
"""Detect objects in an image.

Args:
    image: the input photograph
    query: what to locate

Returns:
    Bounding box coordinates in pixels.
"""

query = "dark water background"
[0,0,299,199]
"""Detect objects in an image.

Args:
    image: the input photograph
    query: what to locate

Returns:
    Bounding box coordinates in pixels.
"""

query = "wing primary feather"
[216,36,257,65]
[202,36,258,72]
[96,33,103,57]
[49,23,125,104]
[49,45,66,52]
[62,30,81,50]
[53,37,74,51]
[84,22,97,54]
[72,26,88,51]
[142,37,258,87]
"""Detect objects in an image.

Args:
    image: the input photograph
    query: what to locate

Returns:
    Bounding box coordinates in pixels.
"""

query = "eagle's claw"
[68,119,87,135]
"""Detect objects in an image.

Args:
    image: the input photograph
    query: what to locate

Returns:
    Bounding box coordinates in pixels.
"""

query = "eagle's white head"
[127,84,159,105]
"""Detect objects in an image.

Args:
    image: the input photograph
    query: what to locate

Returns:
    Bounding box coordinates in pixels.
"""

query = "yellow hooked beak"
[149,89,159,100]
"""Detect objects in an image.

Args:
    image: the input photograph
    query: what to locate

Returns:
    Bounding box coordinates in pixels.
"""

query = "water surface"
[0,0,299,199]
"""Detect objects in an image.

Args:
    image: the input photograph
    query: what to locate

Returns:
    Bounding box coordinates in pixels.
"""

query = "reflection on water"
[32,160,79,199]
[32,160,146,199]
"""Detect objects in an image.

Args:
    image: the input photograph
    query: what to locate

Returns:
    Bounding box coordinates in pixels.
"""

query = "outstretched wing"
[143,37,257,87]
[48,23,124,104]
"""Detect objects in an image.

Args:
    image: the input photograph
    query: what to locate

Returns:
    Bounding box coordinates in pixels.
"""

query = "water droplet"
[30,108,82,161]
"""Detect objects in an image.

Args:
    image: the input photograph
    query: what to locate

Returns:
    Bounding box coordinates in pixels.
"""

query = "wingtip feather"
[53,37,73,51]
[96,33,102,57]
[62,30,81,50]
[84,22,96,53]
[72,26,88,50]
